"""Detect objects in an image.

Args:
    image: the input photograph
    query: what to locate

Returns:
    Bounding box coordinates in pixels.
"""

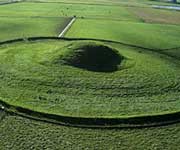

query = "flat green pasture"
[0,2,138,21]
[66,19,180,49]
[0,17,70,41]
[24,0,180,6]
[25,0,147,6]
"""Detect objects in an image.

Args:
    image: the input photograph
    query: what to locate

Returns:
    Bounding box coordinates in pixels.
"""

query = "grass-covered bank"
[0,112,180,150]
[0,39,180,119]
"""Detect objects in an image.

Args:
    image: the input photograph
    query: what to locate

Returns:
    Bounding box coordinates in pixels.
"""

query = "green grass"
[1,0,180,149]
[163,48,180,59]
[0,17,70,41]
[0,2,138,21]
[26,0,132,5]
[0,39,180,118]
[24,0,180,6]
[0,112,180,150]
[66,18,180,49]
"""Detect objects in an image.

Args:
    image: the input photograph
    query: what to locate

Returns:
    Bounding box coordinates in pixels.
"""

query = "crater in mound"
[57,42,124,72]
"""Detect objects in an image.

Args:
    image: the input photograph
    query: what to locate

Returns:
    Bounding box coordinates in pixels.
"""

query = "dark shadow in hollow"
[63,44,124,72]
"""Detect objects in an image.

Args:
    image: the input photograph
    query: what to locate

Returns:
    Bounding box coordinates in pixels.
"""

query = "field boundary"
[1,98,180,129]
[0,36,180,58]
[0,36,165,51]
[58,17,76,38]
[0,109,6,121]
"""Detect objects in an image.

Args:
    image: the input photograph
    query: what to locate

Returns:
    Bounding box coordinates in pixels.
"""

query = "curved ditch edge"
[0,109,6,121]
[0,36,160,52]
[1,36,180,65]
[1,99,180,129]
[1,36,180,60]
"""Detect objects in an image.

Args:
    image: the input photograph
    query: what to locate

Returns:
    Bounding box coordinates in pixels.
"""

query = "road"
[58,17,76,38]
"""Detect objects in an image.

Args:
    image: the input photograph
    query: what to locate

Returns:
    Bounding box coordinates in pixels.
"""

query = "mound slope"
[54,42,123,72]
[0,39,180,122]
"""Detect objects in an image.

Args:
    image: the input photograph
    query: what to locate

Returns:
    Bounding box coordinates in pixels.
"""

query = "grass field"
[0,113,180,150]
[0,17,70,41]
[66,19,180,49]
[1,0,180,149]
[24,0,180,6]
[0,2,138,21]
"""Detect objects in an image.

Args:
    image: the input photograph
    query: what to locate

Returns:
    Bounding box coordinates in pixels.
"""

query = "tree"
[172,0,177,3]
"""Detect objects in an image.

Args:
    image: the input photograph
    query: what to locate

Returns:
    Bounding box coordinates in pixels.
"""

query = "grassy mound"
[0,39,180,119]
[55,42,123,72]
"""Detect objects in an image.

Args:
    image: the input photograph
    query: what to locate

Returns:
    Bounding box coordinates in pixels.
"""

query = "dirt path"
[58,17,76,38]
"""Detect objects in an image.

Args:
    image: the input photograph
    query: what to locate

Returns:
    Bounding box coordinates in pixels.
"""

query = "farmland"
[0,17,71,41]
[65,19,180,49]
[0,0,180,149]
